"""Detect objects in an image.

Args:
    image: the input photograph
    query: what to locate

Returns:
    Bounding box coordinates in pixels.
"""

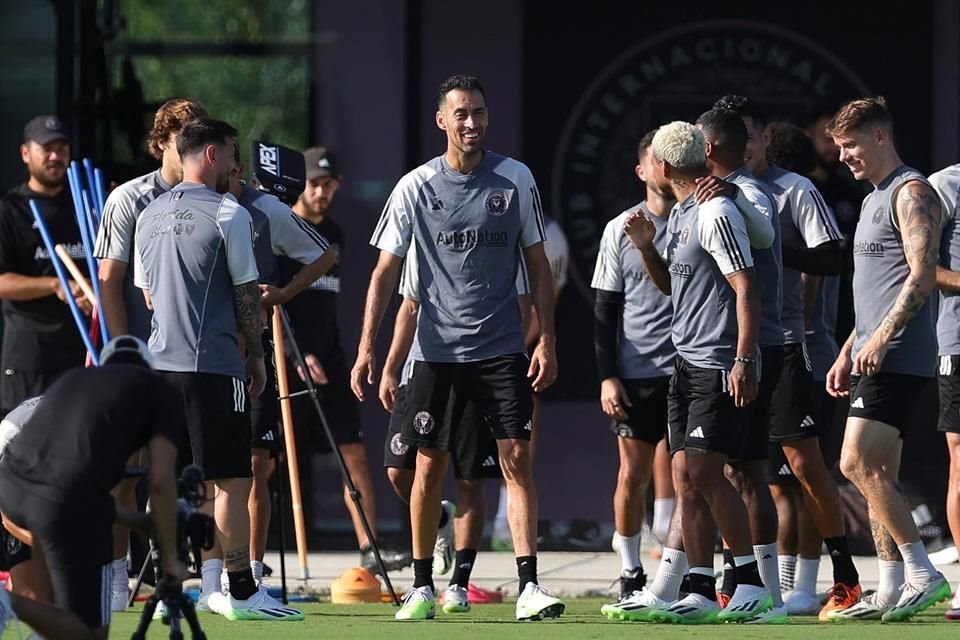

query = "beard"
[31,164,66,189]
[214,172,230,194]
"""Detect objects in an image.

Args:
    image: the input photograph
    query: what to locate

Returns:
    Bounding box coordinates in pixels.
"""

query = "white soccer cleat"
[515,583,565,621]
[197,589,219,613]
[601,587,671,621]
[746,604,788,624]
[717,584,773,623]
[649,593,720,624]
[881,573,952,623]
[826,593,892,621]
[395,585,436,620]
[783,589,821,615]
[434,500,456,575]
[442,585,470,613]
[217,589,304,621]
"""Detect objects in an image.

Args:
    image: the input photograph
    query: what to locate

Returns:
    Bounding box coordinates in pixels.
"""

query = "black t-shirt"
[279,216,343,358]
[0,364,185,500]
[0,184,88,370]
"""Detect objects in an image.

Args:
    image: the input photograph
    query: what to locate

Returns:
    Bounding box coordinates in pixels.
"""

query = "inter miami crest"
[413,411,435,435]
[872,205,886,225]
[485,191,508,216]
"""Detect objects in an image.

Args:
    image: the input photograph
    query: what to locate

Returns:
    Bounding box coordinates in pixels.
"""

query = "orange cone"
[331,567,381,604]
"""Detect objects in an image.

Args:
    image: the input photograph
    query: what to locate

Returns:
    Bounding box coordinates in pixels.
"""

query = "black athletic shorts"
[667,358,748,457]
[938,355,960,434]
[1,368,60,416]
[770,343,819,442]
[767,381,837,485]
[0,468,112,629]
[847,372,933,433]
[289,346,362,453]
[0,513,30,571]
[161,372,252,480]
[400,354,533,450]
[608,377,670,445]
[251,333,281,452]
[733,345,784,462]
[384,384,501,480]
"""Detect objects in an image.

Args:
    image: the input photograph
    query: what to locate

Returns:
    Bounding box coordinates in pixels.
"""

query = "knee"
[685,456,721,491]
[251,453,274,482]
[618,460,649,490]
[415,450,448,482]
[340,442,368,466]
[839,449,870,485]
[499,442,532,482]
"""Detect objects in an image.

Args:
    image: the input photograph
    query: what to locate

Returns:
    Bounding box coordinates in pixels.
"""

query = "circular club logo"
[413,411,435,435]
[552,19,871,303]
[390,432,409,456]
[485,191,508,216]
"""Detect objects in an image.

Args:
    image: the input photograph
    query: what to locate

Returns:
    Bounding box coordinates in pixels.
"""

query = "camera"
[173,464,215,571]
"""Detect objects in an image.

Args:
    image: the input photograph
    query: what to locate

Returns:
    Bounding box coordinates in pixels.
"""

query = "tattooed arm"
[234,280,266,397]
[854,181,941,376]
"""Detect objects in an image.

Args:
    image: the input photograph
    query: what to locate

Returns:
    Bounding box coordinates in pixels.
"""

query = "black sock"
[413,558,434,590]
[516,555,538,592]
[825,535,859,585]
[688,572,717,600]
[720,549,737,596]
[734,560,764,588]
[449,548,478,588]
[438,507,450,529]
[228,569,257,600]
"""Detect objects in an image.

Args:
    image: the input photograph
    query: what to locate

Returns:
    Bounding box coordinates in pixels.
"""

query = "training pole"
[271,307,311,581]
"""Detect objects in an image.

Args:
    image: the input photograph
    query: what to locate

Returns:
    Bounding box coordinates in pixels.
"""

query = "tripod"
[130,542,207,640]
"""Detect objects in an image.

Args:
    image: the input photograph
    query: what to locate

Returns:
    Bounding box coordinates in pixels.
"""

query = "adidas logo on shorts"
[689,426,705,439]
[482,456,497,467]
[261,431,274,441]
[800,415,815,428]
[778,464,793,477]
[851,397,865,409]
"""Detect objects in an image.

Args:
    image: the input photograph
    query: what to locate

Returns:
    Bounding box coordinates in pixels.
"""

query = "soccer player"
[134,118,301,621]
[592,129,676,603]
[624,121,770,623]
[280,147,410,573]
[0,335,186,640]
[825,97,949,622]
[928,160,960,619]
[716,95,861,621]
[94,97,208,611]
[351,74,563,621]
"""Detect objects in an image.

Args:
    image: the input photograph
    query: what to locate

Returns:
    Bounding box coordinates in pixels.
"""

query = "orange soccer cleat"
[818,582,862,622]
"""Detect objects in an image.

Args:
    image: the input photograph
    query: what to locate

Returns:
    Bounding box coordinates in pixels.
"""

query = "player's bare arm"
[259,249,336,308]
[233,279,266,397]
[725,267,760,406]
[97,258,130,335]
[523,241,558,392]
[351,250,403,400]
[380,297,419,412]
[856,181,941,375]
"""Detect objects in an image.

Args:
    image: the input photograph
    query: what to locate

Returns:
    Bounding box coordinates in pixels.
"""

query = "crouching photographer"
[0,336,187,640]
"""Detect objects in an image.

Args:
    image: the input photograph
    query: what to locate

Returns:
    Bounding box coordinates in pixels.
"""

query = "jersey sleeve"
[399,240,419,301]
[699,199,754,275]
[733,183,776,249]
[94,188,138,262]
[133,240,148,289]
[263,197,330,264]
[792,180,841,248]
[516,166,547,248]
[929,169,959,226]
[220,200,260,285]
[591,218,624,292]
[370,174,418,257]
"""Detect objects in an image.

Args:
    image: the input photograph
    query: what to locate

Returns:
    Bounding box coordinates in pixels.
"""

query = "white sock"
[613,531,642,574]
[112,558,128,591]
[650,547,687,602]
[754,543,783,606]
[795,557,819,595]
[652,498,674,540]
[201,559,224,596]
[779,554,797,592]
[898,541,937,584]
[877,559,905,605]
[493,485,509,537]
[250,560,264,582]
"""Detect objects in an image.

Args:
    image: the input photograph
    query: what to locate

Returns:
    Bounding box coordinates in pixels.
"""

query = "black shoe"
[361,544,413,575]
[619,568,647,601]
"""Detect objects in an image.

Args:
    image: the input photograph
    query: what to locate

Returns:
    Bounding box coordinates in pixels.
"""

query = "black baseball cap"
[304,146,340,180]
[23,115,70,145]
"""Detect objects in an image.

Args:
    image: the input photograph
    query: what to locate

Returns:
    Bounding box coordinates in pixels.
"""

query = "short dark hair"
[637,128,659,162]
[437,75,486,109]
[766,122,818,176]
[713,94,767,128]
[696,108,747,156]
[825,96,893,138]
[176,118,238,159]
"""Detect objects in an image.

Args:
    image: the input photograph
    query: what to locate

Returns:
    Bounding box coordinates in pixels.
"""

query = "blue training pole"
[93,167,107,225]
[29,200,99,365]
[68,163,110,343]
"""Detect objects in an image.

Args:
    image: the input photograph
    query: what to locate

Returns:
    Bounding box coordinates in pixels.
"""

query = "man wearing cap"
[280,147,410,572]
[0,115,90,415]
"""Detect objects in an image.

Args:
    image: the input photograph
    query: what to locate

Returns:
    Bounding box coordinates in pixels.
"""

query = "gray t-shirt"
[759,164,841,345]
[0,395,41,455]
[665,195,753,370]
[591,204,675,379]
[805,275,840,381]
[544,218,570,291]
[93,170,173,340]
[931,164,960,356]
[729,167,783,348]
[134,183,259,378]
[852,165,937,377]
[238,185,329,285]
[371,152,545,363]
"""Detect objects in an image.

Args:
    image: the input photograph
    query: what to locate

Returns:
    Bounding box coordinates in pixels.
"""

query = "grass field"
[41,598,957,639]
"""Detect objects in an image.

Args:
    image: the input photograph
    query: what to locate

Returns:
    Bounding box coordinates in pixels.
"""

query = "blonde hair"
[651,121,706,173]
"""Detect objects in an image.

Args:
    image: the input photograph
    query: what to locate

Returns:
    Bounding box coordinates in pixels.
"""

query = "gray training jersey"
[665,195,753,370]
[853,165,937,377]
[931,163,960,356]
[93,170,173,340]
[0,395,40,455]
[238,185,329,285]
[805,275,840,381]
[134,183,259,378]
[371,152,545,363]
[759,164,841,345]
[729,167,783,348]
[591,203,675,379]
